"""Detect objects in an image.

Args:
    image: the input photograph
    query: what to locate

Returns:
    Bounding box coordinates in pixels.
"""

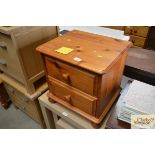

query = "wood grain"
[37,30,132,74]
[45,56,98,95]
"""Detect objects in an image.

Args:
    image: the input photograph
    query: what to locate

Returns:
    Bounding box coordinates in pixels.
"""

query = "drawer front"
[125,26,149,37]
[4,83,40,123]
[45,56,97,95]
[130,35,146,47]
[0,33,24,83]
[48,77,97,115]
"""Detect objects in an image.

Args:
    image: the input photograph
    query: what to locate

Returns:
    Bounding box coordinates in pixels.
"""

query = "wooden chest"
[0,26,58,94]
[37,30,132,126]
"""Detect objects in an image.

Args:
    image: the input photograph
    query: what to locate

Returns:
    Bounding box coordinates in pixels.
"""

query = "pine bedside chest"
[37,30,132,127]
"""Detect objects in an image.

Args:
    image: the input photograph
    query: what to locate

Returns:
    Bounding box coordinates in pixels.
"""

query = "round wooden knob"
[134,30,137,33]
[62,73,69,81]
[64,95,71,102]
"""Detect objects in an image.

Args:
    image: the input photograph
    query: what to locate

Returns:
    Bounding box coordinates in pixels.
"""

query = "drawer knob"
[62,73,70,81]
[64,95,71,103]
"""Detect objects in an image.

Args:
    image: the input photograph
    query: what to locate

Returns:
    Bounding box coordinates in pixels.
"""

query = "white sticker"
[73,57,82,62]
[62,112,68,117]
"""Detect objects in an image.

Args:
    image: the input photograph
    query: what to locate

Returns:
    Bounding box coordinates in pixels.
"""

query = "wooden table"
[124,48,155,86]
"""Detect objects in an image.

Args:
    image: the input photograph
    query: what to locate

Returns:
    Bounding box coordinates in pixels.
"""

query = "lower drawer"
[4,83,42,123]
[48,76,97,115]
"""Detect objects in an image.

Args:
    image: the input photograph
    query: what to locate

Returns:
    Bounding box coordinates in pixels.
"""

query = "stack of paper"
[118,80,155,124]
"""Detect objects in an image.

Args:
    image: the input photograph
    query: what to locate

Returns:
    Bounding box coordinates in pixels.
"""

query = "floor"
[0,76,132,129]
[0,104,41,129]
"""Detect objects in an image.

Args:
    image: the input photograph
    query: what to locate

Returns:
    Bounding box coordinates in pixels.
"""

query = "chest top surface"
[37,30,132,74]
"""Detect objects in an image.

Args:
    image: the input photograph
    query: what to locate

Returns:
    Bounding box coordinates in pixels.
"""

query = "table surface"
[126,48,155,75]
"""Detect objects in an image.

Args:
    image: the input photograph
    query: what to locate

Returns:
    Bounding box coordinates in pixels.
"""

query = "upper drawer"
[48,76,97,115]
[125,26,149,38]
[45,56,98,95]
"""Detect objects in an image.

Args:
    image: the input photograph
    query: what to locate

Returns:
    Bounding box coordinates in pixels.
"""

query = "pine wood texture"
[0,26,58,94]
[37,30,132,126]
[37,30,131,74]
